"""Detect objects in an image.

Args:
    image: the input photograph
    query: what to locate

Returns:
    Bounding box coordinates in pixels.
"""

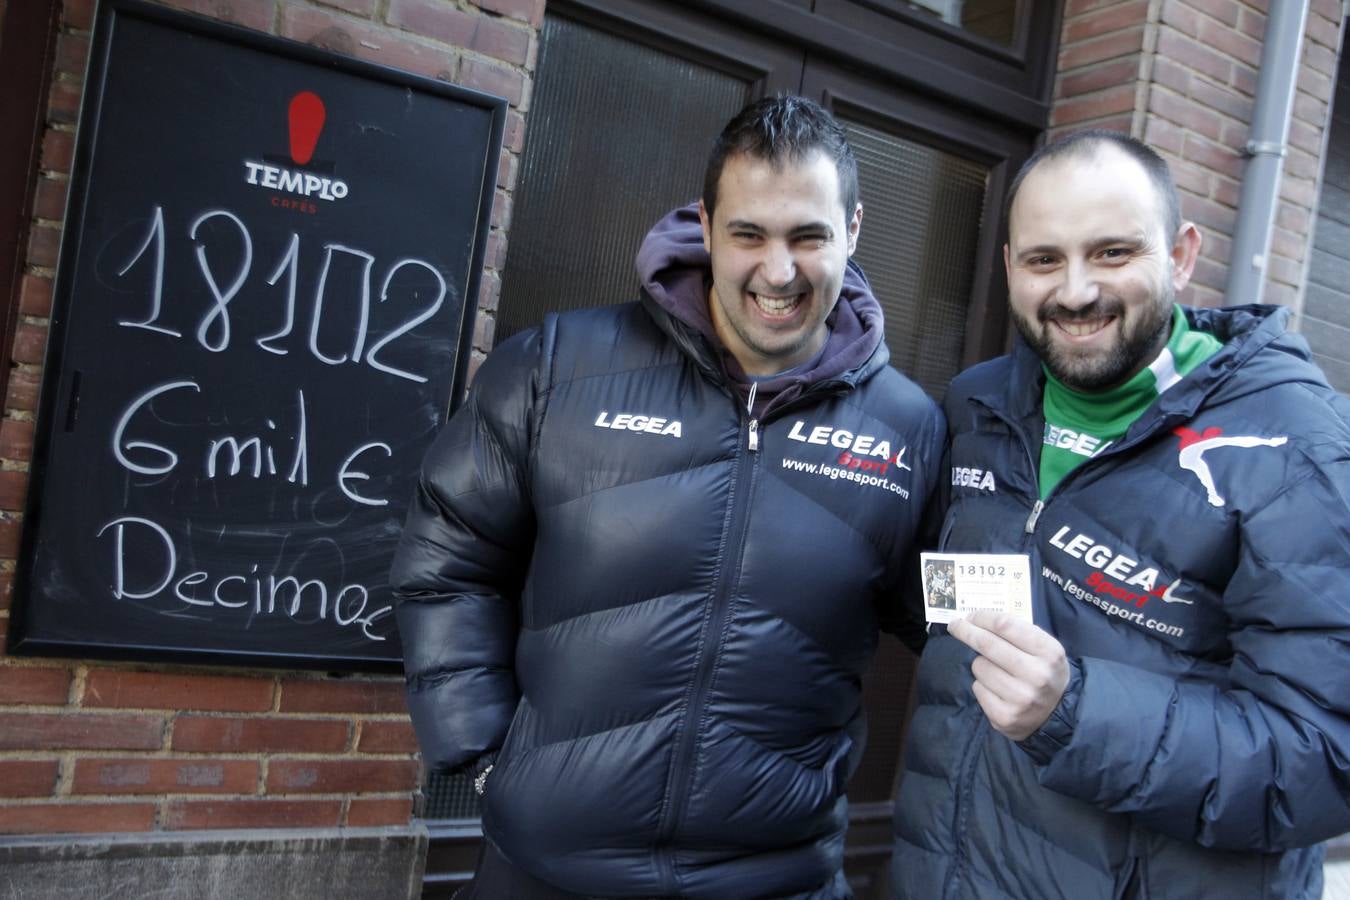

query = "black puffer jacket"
[391,208,944,897]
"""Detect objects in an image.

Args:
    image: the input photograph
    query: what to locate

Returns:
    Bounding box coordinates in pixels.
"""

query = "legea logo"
[244,91,350,210]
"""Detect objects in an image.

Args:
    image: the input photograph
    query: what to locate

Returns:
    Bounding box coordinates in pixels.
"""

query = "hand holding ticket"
[920,552,1033,625]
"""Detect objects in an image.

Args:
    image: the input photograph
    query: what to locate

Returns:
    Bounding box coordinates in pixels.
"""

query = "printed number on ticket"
[920,552,1033,625]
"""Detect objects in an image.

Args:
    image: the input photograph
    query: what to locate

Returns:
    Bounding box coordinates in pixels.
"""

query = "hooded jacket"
[891,305,1350,899]
[392,205,945,898]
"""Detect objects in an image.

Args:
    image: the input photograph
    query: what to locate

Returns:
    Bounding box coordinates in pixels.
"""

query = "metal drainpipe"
[1221,0,1310,306]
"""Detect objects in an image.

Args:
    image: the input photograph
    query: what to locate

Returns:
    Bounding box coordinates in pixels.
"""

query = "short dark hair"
[1005,129,1182,241]
[702,95,859,221]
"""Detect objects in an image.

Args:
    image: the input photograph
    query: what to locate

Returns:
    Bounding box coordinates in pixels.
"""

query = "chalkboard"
[6,0,505,671]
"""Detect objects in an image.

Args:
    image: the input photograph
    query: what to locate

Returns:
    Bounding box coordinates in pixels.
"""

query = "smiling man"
[392,96,945,898]
[890,130,1350,899]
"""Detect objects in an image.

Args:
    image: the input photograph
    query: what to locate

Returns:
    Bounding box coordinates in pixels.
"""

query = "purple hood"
[635,203,887,411]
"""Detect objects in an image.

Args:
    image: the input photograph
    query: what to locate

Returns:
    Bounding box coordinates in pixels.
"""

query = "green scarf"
[1038,305,1221,499]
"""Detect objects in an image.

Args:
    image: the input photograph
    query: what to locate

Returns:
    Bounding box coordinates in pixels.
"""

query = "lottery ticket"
[920,552,1033,625]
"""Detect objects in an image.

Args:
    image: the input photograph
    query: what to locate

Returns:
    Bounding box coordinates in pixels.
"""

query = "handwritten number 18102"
[115,204,446,383]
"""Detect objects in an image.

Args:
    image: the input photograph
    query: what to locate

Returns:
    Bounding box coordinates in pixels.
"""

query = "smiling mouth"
[1052,316,1115,338]
[751,292,804,317]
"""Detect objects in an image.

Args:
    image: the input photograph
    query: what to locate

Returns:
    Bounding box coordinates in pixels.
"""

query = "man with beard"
[890,129,1350,899]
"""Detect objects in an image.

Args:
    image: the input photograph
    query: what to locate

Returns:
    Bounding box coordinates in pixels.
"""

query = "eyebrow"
[1015,234,1146,257]
[723,219,836,238]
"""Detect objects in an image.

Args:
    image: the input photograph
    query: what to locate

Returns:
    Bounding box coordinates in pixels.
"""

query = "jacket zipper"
[655,389,761,889]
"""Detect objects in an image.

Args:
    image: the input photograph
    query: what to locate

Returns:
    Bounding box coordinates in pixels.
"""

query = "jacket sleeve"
[1020,453,1350,851]
[882,400,948,654]
[389,328,541,774]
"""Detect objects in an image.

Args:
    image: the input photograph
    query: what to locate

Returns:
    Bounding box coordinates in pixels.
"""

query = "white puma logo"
[1175,427,1287,508]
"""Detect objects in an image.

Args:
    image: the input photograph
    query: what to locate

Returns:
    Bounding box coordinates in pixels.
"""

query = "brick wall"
[0,0,540,836]
[1051,0,1345,310]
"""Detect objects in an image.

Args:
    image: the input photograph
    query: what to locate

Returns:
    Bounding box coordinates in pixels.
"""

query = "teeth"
[754,293,800,315]
[1058,318,1109,337]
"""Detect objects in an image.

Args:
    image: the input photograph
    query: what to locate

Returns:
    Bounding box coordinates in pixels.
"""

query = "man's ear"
[847,202,863,255]
[698,200,712,254]
[1169,222,1202,292]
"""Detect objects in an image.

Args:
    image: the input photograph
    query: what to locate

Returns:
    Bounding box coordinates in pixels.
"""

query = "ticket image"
[920,552,1033,625]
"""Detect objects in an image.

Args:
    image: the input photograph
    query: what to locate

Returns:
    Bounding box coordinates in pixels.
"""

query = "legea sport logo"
[243,91,350,213]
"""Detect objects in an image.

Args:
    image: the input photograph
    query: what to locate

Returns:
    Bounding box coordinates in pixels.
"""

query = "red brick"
[282,6,456,82]
[1213,176,1240,209]
[318,0,378,15]
[1196,16,1262,68]
[1058,56,1139,99]
[1170,159,1213,197]
[0,419,34,460]
[1065,0,1150,42]
[390,0,531,66]
[1267,253,1303,286]
[503,109,525,154]
[56,34,88,77]
[0,760,60,797]
[1270,226,1305,260]
[474,0,544,28]
[41,129,74,175]
[1159,0,1200,37]
[1204,231,1232,265]
[473,309,497,350]
[267,758,419,793]
[1050,84,1137,127]
[1158,29,1236,84]
[1066,0,1125,13]
[72,757,257,795]
[1232,63,1258,97]
[1280,174,1317,208]
[1150,88,1223,141]
[490,189,512,230]
[484,229,506,269]
[1294,90,1329,129]
[0,469,24,509]
[0,712,163,750]
[1235,6,1265,41]
[1190,256,1227,291]
[1180,193,1238,234]
[19,275,52,318]
[154,0,276,32]
[84,670,274,712]
[0,520,20,559]
[1181,133,1243,179]
[1306,11,1341,48]
[1142,115,1185,155]
[0,572,13,612]
[13,323,48,366]
[458,57,525,107]
[1190,77,1253,121]
[357,718,418,753]
[1185,0,1240,26]
[63,0,95,30]
[47,80,82,126]
[0,665,70,704]
[1285,145,1320,181]
[172,715,350,753]
[1296,65,1333,103]
[477,270,501,315]
[1058,26,1145,70]
[497,150,517,191]
[0,801,156,834]
[33,177,69,222]
[1310,0,1339,20]
[26,223,62,268]
[347,796,415,826]
[165,798,341,830]
[278,677,406,714]
[1263,281,1297,307]
[1276,202,1311,235]
[1303,40,1338,79]
[1050,114,1133,142]
[7,368,40,411]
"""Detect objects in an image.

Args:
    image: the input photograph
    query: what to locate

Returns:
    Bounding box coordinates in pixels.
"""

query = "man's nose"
[1058,260,1100,309]
[759,242,796,288]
